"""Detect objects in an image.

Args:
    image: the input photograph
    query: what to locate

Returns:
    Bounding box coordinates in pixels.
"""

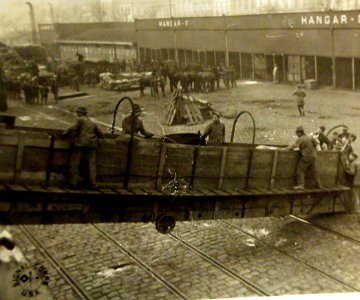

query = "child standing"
[293,84,306,117]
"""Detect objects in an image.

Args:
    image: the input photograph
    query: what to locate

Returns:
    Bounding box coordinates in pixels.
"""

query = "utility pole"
[26,2,39,45]
[169,0,172,17]
[48,2,55,23]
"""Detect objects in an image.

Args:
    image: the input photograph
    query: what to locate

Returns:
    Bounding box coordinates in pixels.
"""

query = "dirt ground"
[7,80,360,151]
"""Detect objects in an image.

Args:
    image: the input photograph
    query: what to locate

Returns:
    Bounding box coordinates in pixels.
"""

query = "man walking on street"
[288,126,321,190]
[62,106,103,189]
[293,84,306,117]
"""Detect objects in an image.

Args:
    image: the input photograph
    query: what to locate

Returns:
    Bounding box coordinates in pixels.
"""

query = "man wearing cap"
[201,112,225,145]
[122,104,154,138]
[317,125,331,150]
[288,125,321,190]
[62,106,103,189]
[293,84,306,117]
[339,127,351,141]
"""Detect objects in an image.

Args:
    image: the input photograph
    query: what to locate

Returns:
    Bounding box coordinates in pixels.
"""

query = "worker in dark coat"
[122,104,153,138]
[62,106,103,189]
[201,111,225,145]
[288,125,321,190]
[317,125,331,150]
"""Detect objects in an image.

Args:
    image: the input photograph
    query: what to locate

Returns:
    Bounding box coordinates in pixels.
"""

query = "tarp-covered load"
[99,72,151,91]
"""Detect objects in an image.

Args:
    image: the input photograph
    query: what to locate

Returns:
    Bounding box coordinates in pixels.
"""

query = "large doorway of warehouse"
[229,52,240,78]
[254,54,266,81]
[178,49,186,68]
[301,56,316,81]
[215,51,225,66]
[354,58,360,90]
[335,58,352,90]
[241,53,253,79]
[265,55,285,83]
[317,57,333,86]
[206,51,215,66]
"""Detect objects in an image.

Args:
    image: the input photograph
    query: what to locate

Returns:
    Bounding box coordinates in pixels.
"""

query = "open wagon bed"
[0,125,355,233]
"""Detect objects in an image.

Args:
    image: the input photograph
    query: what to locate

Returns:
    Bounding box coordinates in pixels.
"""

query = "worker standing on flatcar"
[288,126,321,190]
[122,104,154,138]
[62,106,103,189]
[201,111,225,145]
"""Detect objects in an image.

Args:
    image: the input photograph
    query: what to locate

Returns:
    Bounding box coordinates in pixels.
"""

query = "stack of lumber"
[163,91,214,126]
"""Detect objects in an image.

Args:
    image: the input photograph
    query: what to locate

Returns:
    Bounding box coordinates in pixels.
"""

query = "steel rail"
[221,220,360,292]
[91,224,190,300]
[290,214,360,247]
[168,232,271,296]
[19,225,92,300]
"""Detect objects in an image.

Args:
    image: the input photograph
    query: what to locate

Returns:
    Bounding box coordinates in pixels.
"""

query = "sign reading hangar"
[300,13,360,26]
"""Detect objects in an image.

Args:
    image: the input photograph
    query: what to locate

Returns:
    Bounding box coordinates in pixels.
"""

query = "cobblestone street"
[2,213,360,299]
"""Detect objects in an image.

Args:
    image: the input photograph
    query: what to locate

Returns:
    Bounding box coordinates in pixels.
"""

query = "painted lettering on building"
[300,14,355,26]
[158,19,190,28]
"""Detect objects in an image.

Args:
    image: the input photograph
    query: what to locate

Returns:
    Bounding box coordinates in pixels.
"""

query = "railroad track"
[168,231,271,296]
[221,220,360,292]
[290,215,360,246]
[93,223,270,298]
[18,225,92,300]
[91,224,190,300]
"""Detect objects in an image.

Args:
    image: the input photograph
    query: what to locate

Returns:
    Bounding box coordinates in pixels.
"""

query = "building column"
[314,55,318,81]
[352,57,356,91]
[282,54,286,83]
[204,51,207,66]
[214,51,217,65]
[239,52,243,80]
[331,28,336,88]
[251,53,255,80]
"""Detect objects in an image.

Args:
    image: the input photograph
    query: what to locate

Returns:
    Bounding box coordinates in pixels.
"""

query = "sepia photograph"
[1,0,360,299]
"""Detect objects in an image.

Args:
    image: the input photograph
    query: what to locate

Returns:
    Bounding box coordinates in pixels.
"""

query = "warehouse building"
[135,10,360,90]
[39,9,360,90]
[39,22,136,63]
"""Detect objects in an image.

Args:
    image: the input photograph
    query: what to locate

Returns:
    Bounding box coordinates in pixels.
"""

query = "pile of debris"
[163,90,215,125]
[99,72,150,91]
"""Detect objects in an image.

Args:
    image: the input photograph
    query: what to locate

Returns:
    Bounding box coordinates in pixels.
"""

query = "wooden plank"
[14,132,26,182]
[217,147,228,189]
[144,188,164,196]
[156,144,167,190]
[184,104,195,125]
[269,150,278,189]
[114,189,135,195]
[169,108,177,125]
[6,184,27,192]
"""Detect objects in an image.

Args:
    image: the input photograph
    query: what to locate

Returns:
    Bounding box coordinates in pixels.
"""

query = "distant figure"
[339,127,351,141]
[122,104,153,138]
[62,106,103,189]
[287,125,321,190]
[75,52,84,62]
[50,76,59,102]
[293,84,306,117]
[201,111,225,145]
[273,63,279,84]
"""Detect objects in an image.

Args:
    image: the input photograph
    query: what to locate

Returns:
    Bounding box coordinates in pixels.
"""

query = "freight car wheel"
[155,215,176,234]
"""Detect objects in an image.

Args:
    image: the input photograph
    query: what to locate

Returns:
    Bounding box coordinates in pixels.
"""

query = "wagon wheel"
[230,111,256,144]
[326,124,348,137]
[155,215,176,234]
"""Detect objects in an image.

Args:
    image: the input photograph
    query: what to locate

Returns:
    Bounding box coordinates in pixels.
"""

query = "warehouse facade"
[39,22,136,63]
[135,10,360,90]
